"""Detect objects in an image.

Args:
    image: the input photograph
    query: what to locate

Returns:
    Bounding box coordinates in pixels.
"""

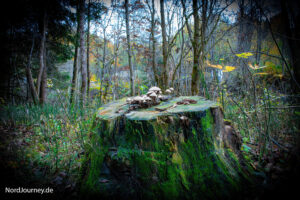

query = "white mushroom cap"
[165,89,171,94]
[126,98,132,103]
[149,86,161,93]
[149,92,157,98]
[169,87,174,91]
[133,96,144,101]
[146,91,153,96]
[144,96,152,101]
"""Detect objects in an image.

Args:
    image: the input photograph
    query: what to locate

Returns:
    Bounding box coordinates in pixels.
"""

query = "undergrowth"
[221,88,300,159]
[0,100,97,187]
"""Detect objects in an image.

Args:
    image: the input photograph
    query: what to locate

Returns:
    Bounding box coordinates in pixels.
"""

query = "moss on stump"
[80,96,252,199]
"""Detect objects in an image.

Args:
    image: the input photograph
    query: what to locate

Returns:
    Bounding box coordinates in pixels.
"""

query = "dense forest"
[0,0,299,199]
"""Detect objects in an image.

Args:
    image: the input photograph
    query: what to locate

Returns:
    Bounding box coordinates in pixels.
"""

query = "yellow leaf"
[206,60,223,69]
[224,66,236,72]
[236,52,253,58]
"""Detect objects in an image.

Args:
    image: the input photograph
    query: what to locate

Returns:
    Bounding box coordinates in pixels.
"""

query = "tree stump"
[80,96,251,199]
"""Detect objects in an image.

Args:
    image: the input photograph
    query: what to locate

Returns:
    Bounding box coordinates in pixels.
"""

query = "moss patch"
[82,96,251,199]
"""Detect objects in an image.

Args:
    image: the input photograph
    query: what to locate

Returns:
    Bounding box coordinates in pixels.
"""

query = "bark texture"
[36,10,47,100]
[160,0,168,90]
[125,0,135,96]
[81,96,252,199]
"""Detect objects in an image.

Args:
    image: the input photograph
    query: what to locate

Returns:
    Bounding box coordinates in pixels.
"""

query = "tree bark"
[280,0,300,93]
[36,10,47,98]
[25,37,38,104]
[125,0,135,96]
[78,0,87,106]
[160,0,168,90]
[191,0,200,95]
[99,29,107,104]
[236,0,254,74]
[81,96,250,199]
[86,0,91,100]
[70,2,81,104]
[149,0,159,87]
[39,50,47,104]
[70,45,79,104]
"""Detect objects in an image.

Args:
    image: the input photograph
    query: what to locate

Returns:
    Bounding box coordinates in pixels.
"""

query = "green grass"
[0,101,97,184]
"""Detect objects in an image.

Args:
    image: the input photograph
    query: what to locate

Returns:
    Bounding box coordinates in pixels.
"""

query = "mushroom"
[144,96,152,102]
[126,98,132,104]
[158,95,168,101]
[143,96,152,106]
[131,96,144,104]
[149,86,162,95]
[165,89,172,94]
[149,92,158,102]
[146,91,153,96]
[169,87,174,92]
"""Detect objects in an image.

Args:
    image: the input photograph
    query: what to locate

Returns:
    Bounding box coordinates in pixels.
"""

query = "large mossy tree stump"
[81,96,251,199]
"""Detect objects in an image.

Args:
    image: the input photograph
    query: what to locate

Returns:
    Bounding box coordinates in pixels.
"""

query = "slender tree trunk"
[87,0,91,100]
[160,0,168,90]
[39,50,47,104]
[99,30,107,104]
[113,14,121,100]
[26,37,38,104]
[70,0,85,105]
[70,2,81,104]
[150,0,159,86]
[124,0,134,96]
[236,0,254,73]
[70,46,79,104]
[191,0,200,95]
[125,0,134,96]
[36,10,47,98]
[78,0,87,106]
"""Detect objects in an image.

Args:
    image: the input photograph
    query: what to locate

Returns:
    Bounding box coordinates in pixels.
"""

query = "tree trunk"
[125,0,135,96]
[25,37,38,104]
[87,0,91,100]
[99,29,107,104]
[78,0,87,106]
[39,50,47,104]
[236,0,254,73]
[36,10,47,98]
[81,96,251,199]
[280,0,300,93]
[150,0,159,87]
[70,45,79,104]
[70,2,81,104]
[160,0,168,90]
[191,0,200,95]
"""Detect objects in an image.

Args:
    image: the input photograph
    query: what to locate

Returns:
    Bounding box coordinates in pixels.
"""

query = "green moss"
[81,97,252,199]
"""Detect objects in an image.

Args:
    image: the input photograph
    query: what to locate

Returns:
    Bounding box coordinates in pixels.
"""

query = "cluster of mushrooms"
[126,86,174,109]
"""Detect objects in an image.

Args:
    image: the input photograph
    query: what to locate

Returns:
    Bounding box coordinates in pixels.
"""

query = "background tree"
[125,0,135,96]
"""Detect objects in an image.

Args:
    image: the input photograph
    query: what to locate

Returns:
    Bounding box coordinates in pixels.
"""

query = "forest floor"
[0,123,299,199]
